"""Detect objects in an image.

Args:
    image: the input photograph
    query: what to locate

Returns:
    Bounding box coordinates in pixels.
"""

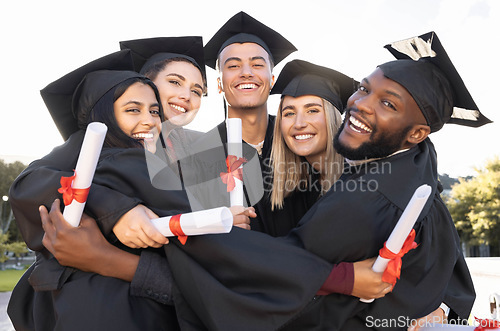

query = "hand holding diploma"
[151,207,233,245]
[58,122,107,227]
[360,184,432,303]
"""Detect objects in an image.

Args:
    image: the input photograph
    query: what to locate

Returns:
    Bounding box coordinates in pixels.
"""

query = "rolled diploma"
[63,122,107,227]
[226,118,244,206]
[151,207,233,237]
[360,184,432,303]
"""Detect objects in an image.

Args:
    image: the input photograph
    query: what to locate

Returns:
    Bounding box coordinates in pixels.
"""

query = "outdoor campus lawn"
[0,269,25,292]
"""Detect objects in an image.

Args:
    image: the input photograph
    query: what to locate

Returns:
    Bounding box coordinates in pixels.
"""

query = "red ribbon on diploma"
[474,317,500,330]
[220,155,247,192]
[169,214,187,245]
[379,229,418,286]
[58,171,90,206]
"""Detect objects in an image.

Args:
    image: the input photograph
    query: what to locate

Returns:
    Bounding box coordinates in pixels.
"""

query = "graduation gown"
[161,138,475,330]
[7,132,190,331]
[253,170,322,238]
[8,130,141,251]
[179,119,266,211]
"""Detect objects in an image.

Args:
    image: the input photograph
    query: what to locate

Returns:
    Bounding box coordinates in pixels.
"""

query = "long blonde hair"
[270,98,344,210]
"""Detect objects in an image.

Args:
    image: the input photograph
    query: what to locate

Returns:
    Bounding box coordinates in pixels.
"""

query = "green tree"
[0,232,10,270]
[438,173,459,191]
[0,159,27,194]
[7,241,29,265]
[446,156,500,256]
[0,159,27,236]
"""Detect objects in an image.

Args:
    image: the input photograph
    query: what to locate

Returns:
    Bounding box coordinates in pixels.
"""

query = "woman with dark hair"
[6,49,190,330]
[90,77,161,149]
[8,45,253,330]
[36,69,191,330]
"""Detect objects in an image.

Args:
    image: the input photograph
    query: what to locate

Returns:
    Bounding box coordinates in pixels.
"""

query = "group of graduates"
[7,11,493,331]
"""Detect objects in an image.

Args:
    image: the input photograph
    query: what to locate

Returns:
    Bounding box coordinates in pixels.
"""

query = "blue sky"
[1,0,498,177]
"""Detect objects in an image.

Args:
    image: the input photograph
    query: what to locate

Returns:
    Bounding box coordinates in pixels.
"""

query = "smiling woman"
[81,72,165,152]
[7,51,188,330]
[269,59,357,211]
[147,60,204,128]
[112,82,162,153]
[120,36,207,131]
[280,94,330,167]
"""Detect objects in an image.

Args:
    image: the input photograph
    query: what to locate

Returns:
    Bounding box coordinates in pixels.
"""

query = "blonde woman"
[251,59,357,235]
[270,69,347,209]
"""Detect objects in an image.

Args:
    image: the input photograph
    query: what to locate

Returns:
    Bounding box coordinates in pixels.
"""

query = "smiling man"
[204,11,296,150]
[333,68,429,162]
[161,32,490,330]
[283,31,490,329]
[189,11,299,235]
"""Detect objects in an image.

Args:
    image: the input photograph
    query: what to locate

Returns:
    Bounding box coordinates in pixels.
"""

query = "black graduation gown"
[161,138,475,330]
[7,134,188,330]
[179,119,266,211]
[8,130,142,251]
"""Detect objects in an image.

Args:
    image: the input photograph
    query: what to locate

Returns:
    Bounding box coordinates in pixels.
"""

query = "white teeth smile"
[237,83,257,90]
[294,134,314,140]
[170,104,186,113]
[133,133,154,139]
[349,116,372,133]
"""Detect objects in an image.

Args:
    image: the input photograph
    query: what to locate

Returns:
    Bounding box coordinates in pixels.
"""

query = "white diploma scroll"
[226,118,244,206]
[360,184,432,303]
[63,122,107,227]
[151,207,233,238]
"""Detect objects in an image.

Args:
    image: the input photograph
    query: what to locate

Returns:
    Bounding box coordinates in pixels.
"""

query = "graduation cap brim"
[119,36,207,82]
[384,31,491,128]
[271,59,358,112]
[40,49,135,140]
[204,11,297,69]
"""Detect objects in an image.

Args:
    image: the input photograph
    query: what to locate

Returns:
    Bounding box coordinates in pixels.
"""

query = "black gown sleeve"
[130,250,175,305]
[92,148,191,217]
[10,139,185,305]
[280,187,473,330]
[160,177,474,330]
[164,228,333,331]
[9,131,142,251]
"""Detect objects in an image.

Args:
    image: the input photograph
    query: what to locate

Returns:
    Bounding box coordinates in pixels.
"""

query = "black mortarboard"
[119,36,206,83]
[270,59,358,112]
[72,70,145,130]
[40,49,136,140]
[381,31,491,132]
[204,11,297,69]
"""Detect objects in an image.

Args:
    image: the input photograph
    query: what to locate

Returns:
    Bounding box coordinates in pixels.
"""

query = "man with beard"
[158,32,489,330]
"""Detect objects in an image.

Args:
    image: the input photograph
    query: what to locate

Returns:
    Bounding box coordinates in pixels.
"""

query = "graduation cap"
[72,70,145,131]
[40,49,139,140]
[119,36,207,85]
[204,11,297,69]
[380,31,492,132]
[271,59,358,112]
